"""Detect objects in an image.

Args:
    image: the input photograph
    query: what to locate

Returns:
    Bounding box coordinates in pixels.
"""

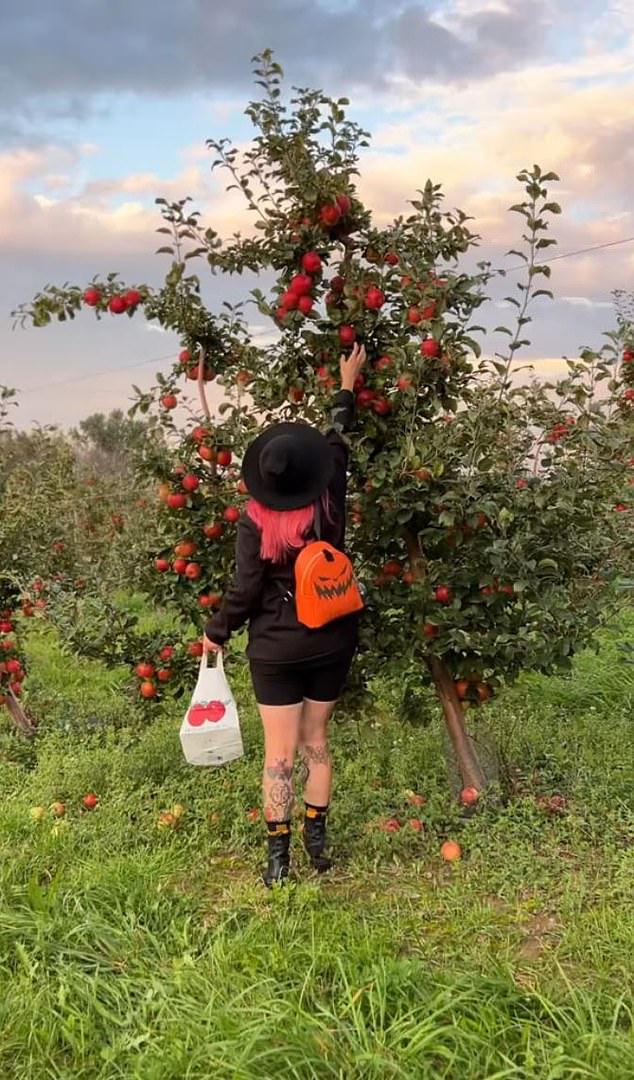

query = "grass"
[0,615,633,1078]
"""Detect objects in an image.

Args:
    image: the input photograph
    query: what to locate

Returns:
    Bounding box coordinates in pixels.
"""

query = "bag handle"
[199,649,225,677]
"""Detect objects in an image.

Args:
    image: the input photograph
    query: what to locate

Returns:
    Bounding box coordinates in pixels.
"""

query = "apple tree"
[13,53,634,788]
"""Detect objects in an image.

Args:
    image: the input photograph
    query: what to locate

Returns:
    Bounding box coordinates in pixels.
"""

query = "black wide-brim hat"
[241,422,334,511]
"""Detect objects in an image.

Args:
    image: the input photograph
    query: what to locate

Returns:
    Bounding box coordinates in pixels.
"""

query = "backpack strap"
[280,501,322,604]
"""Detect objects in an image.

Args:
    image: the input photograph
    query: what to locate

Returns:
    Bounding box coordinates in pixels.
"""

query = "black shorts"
[249,652,354,707]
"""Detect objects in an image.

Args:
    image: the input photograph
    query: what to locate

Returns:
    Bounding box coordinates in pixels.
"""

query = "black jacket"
[204,390,359,663]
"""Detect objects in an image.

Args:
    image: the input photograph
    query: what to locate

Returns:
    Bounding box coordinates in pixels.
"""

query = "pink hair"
[247,493,332,563]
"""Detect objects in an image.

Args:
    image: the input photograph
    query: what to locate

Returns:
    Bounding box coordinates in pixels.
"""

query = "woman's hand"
[340,342,366,393]
[203,635,222,655]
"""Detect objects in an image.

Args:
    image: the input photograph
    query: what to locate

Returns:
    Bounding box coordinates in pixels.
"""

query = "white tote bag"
[179,652,243,767]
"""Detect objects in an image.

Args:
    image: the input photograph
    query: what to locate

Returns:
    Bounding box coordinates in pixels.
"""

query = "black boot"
[303,805,332,874]
[262,822,291,888]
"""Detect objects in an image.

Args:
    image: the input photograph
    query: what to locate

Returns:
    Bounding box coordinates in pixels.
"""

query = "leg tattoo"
[263,757,294,822]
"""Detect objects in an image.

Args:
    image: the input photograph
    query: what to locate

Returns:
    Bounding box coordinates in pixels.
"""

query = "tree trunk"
[427,656,487,791]
[4,689,36,738]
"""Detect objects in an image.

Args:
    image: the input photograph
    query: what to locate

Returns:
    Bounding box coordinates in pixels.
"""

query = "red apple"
[166,493,187,510]
[161,394,177,410]
[297,295,314,315]
[124,289,142,308]
[397,374,414,392]
[302,251,322,275]
[135,662,155,679]
[140,681,157,699]
[185,562,202,581]
[108,295,128,315]
[330,275,345,293]
[460,786,479,806]
[623,349,634,363]
[319,203,341,228]
[339,325,357,347]
[217,450,232,467]
[385,252,399,266]
[203,523,224,540]
[82,793,99,811]
[160,646,175,661]
[440,841,462,862]
[336,193,352,215]
[409,818,424,832]
[357,388,376,408]
[434,585,453,604]
[422,622,439,638]
[365,286,385,311]
[181,474,199,493]
[179,349,191,365]
[421,338,441,358]
[83,287,102,307]
[375,355,393,372]
[172,558,188,575]
[373,398,391,416]
[155,558,170,573]
[188,641,204,658]
[223,506,240,524]
[407,307,422,325]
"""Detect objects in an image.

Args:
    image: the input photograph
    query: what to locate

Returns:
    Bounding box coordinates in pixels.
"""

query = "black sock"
[266,819,291,837]
[305,803,328,821]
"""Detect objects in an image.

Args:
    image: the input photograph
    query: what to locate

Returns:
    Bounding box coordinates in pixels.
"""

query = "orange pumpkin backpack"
[292,506,364,629]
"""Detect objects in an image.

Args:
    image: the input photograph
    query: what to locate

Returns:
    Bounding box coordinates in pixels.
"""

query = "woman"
[203,343,366,886]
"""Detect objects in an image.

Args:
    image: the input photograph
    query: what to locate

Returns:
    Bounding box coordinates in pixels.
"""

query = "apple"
[50,802,66,818]
[297,295,314,315]
[157,811,177,830]
[406,792,427,807]
[365,286,385,311]
[421,302,437,319]
[385,252,399,266]
[30,806,46,821]
[174,540,197,558]
[319,203,341,228]
[407,307,422,325]
[623,349,634,363]
[281,289,298,310]
[422,622,439,638]
[409,819,424,832]
[247,807,260,822]
[381,817,401,833]
[135,662,155,679]
[375,355,393,372]
[198,446,216,462]
[476,683,492,703]
[82,793,99,811]
[434,585,453,604]
[548,794,567,814]
[223,506,240,524]
[108,295,128,315]
[421,338,441,358]
[382,560,402,578]
[203,523,224,541]
[172,558,188,575]
[181,474,199,493]
[188,642,204,658]
[480,585,495,597]
[83,287,102,307]
[217,450,232,467]
[339,325,357,347]
[357,388,376,408]
[140,681,157,699]
[336,193,352,215]
[185,562,202,581]
[179,349,191,365]
[155,558,170,573]
[460,787,479,806]
[161,394,177,410]
[440,841,462,862]
[615,502,629,512]
[157,668,172,683]
[499,584,514,597]
[516,478,528,490]
[159,646,175,662]
[415,468,432,482]
[290,273,312,295]
[0,620,13,634]
[455,680,470,701]
[330,275,345,293]
[166,493,187,510]
[191,427,211,447]
[289,386,305,403]
[302,251,322,275]
[397,374,414,392]
[373,398,391,416]
[124,289,142,308]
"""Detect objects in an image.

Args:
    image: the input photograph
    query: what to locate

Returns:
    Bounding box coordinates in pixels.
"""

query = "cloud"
[1,0,589,140]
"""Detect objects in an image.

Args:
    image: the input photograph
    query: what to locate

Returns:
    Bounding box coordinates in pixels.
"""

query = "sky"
[1,0,633,429]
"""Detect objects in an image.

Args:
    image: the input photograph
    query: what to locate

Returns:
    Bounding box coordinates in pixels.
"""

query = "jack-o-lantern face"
[187,700,227,727]
[315,548,356,600]
[294,541,364,629]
